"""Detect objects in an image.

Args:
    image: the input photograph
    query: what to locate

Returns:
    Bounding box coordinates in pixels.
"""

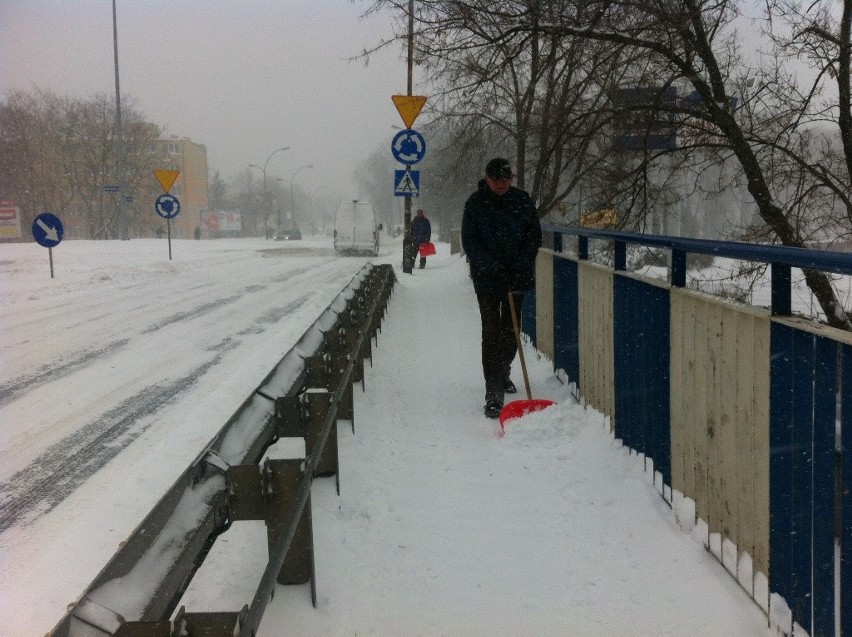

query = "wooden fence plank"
[693,297,710,524]
[719,305,739,551]
[735,313,756,578]
[682,293,697,501]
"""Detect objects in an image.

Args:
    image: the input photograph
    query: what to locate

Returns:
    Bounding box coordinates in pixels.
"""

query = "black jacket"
[411,214,431,245]
[462,180,542,297]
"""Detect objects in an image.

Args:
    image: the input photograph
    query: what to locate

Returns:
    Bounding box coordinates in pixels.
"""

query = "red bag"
[418,242,436,257]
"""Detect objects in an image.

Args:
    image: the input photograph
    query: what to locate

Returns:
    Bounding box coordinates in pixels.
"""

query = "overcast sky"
[0,1,413,201]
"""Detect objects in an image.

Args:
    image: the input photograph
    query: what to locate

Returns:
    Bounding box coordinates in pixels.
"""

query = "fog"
[0,1,408,200]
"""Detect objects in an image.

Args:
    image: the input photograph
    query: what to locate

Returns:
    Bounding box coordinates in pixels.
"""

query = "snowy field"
[1,235,779,635]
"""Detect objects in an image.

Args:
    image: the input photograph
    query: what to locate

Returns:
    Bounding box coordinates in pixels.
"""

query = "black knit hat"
[485,157,512,180]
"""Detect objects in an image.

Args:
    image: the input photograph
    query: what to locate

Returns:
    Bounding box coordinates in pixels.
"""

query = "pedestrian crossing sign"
[394,169,420,197]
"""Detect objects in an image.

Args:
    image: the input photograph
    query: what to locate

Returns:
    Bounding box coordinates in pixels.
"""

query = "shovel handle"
[508,292,532,400]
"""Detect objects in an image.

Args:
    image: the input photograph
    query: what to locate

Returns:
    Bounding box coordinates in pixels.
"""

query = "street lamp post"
[289,165,314,230]
[249,146,289,237]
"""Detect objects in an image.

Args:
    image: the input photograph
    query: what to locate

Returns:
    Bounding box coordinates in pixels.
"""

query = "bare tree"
[0,90,164,239]
[364,0,852,328]
[367,1,639,221]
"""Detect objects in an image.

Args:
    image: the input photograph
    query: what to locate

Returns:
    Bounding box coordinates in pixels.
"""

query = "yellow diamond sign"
[153,169,180,193]
[392,95,427,129]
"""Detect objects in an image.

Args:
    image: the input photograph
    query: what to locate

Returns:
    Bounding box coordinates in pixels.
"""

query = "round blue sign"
[391,129,426,165]
[155,193,181,219]
[32,212,64,248]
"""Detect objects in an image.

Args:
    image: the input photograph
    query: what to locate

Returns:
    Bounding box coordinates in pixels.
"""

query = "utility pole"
[112,0,128,240]
[402,0,415,274]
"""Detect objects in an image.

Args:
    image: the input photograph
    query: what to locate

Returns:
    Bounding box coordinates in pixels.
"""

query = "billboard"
[200,209,241,232]
[0,201,22,239]
[580,208,617,229]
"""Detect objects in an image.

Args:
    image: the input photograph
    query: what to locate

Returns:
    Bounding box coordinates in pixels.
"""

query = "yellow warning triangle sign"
[392,95,427,129]
[153,169,180,193]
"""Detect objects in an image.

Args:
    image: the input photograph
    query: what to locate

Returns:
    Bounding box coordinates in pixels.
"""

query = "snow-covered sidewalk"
[242,244,772,635]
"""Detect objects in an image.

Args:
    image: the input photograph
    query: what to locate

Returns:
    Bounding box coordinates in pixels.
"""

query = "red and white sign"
[200,210,241,232]
[0,201,22,239]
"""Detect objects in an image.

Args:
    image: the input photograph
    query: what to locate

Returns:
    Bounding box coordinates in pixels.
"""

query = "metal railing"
[51,263,396,637]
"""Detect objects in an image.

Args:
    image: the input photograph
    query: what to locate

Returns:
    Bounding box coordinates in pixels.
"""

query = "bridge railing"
[531,224,852,637]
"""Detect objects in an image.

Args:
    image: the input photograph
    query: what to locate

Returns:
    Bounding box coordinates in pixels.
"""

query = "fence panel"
[770,318,844,636]
[613,274,670,483]
[553,255,579,385]
[578,261,615,422]
[669,290,771,582]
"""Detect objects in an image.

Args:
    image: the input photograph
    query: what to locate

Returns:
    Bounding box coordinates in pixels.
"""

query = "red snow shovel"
[499,292,556,429]
[418,242,436,256]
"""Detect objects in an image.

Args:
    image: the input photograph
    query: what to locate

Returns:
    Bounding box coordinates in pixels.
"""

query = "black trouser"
[476,292,524,398]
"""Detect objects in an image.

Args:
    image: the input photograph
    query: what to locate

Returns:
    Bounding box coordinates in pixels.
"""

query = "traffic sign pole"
[32,212,64,278]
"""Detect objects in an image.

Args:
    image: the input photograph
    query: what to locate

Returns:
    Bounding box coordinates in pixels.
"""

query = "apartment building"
[158,136,210,239]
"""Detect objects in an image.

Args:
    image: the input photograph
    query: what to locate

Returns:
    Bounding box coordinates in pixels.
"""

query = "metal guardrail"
[51,263,396,637]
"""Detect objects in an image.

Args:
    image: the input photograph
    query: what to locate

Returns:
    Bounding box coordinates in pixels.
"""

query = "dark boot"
[484,393,503,418]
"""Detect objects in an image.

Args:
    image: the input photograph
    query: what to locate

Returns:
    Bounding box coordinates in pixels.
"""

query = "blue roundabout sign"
[155,193,181,219]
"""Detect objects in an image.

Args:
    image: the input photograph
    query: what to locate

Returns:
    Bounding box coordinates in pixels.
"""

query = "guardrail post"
[304,391,337,478]
[275,395,307,439]
[330,352,355,433]
[171,606,248,637]
[265,458,315,588]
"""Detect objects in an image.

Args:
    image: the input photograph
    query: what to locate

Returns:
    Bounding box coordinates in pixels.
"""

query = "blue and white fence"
[530,225,852,637]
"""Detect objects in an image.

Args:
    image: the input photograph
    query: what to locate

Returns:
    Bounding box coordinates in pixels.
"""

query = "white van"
[334,200,380,256]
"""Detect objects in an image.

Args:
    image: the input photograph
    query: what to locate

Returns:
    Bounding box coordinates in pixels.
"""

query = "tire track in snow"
[0,289,320,534]
[0,261,349,531]
[0,339,238,534]
[0,338,131,409]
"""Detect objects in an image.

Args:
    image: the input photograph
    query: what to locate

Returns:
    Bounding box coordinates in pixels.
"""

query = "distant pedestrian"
[194,226,201,240]
[462,157,542,418]
[410,209,432,269]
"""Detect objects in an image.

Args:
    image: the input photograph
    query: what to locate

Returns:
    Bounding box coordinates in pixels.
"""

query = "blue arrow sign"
[394,169,420,197]
[391,129,426,165]
[32,212,64,248]
[155,193,181,219]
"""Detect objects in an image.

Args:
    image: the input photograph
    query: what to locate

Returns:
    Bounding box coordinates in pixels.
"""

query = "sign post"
[153,170,181,260]
[391,90,427,273]
[32,212,64,278]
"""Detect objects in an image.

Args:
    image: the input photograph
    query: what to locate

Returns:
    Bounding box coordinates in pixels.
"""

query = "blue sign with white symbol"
[391,129,426,165]
[394,169,420,197]
[155,193,181,219]
[32,212,64,248]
